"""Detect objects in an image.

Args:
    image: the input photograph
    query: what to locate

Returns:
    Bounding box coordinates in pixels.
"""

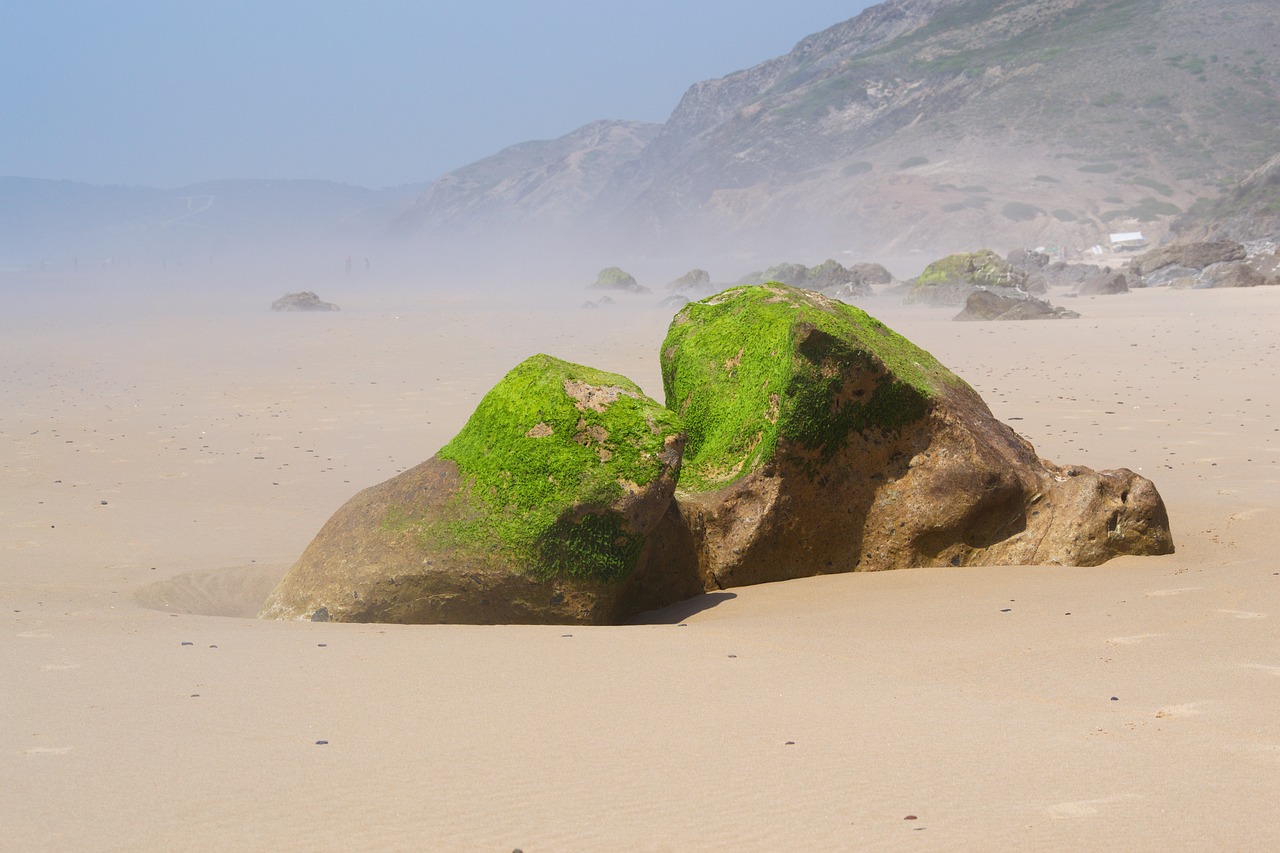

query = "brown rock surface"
[954,289,1080,320]
[663,285,1172,592]
[1132,241,1246,277]
[1078,271,1129,295]
[1197,261,1267,288]
[271,291,339,311]
[261,355,694,624]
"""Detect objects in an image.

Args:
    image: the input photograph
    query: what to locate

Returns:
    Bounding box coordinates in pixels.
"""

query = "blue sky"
[1,1,876,189]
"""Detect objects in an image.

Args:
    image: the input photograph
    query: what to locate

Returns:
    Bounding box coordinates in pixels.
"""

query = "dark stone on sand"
[954,288,1080,321]
[271,291,340,311]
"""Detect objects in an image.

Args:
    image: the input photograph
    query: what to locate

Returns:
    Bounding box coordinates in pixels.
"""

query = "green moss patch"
[916,250,1025,289]
[591,266,639,289]
[661,285,962,491]
[424,354,681,582]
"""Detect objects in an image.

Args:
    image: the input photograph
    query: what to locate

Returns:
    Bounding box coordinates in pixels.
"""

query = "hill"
[397,0,1280,265]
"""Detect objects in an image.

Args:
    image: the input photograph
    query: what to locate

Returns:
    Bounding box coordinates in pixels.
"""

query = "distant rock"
[662,285,1171,590]
[1247,239,1280,281]
[271,291,339,311]
[1142,264,1199,288]
[668,268,711,291]
[659,294,692,311]
[1078,271,1129,295]
[905,250,1036,305]
[1195,261,1267,289]
[666,269,717,301]
[1041,261,1101,289]
[736,259,873,298]
[847,262,895,286]
[261,355,690,625]
[1131,241,1246,278]
[591,266,649,293]
[954,288,1081,320]
[1006,248,1051,271]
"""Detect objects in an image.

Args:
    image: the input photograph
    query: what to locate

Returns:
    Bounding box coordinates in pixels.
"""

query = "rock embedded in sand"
[1077,271,1129,296]
[261,354,692,624]
[270,291,340,311]
[265,284,1174,625]
[954,289,1080,321]
[659,284,1172,590]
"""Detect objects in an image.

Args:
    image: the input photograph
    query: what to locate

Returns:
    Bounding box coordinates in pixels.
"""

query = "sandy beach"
[4,274,1279,850]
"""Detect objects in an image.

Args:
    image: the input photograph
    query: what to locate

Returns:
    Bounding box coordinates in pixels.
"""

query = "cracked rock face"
[658,285,1172,591]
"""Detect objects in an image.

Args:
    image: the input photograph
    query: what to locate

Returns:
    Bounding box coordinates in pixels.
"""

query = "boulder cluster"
[263,285,1174,625]
[1127,240,1277,289]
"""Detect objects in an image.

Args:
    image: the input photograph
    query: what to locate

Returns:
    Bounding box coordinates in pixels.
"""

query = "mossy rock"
[915,250,1028,289]
[907,250,1032,305]
[261,355,691,624]
[661,284,961,492]
[658,284,1171,591]
[591,266,648,293]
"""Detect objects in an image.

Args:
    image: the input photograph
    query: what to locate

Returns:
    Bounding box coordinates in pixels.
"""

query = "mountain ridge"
[6,0,1278,274]
[399,0,1280,263]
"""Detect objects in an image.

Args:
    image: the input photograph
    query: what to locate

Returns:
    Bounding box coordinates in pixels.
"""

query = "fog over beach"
[5,0,1280,849]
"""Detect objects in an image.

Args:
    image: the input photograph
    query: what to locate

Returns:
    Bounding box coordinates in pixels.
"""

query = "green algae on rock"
[918,249,1029,287]
[435,354,683,581]
[661,283,963,491]
[907,249,1038,305]
[260,354,689,624]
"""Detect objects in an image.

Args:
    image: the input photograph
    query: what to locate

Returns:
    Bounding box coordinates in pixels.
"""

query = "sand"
[4,275,1279,850]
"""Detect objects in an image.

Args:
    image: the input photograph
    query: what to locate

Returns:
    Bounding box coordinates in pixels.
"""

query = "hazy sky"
[3,1,877,190]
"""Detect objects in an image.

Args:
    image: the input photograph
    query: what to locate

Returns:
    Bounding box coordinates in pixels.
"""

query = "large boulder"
[261,355,693,624]
[660,285,1172,590]
[271,291,339,311]
[954,289,1080,320]
[1131,241,1246,277]
[264,285,1175,625]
